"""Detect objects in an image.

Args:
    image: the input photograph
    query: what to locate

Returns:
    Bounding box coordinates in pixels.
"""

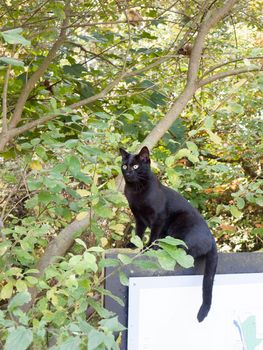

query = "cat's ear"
[119,147,129,159]
[138,146,150,163]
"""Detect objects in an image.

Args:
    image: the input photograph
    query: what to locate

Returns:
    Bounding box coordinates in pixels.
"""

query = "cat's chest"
[126,192,156,224]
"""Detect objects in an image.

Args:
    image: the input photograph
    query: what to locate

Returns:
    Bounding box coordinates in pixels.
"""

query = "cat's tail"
[197,240,218,322]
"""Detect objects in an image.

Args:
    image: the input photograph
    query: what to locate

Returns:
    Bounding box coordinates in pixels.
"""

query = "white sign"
[128,273,263,350]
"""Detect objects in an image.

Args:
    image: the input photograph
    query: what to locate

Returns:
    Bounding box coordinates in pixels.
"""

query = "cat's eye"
[133,164,139,169]
[122,165,127,170]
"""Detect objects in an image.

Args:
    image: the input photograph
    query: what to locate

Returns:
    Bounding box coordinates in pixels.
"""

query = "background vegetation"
[0,0,262,348]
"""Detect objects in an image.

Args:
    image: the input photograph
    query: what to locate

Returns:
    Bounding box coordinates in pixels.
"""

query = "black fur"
[120,146,218,322]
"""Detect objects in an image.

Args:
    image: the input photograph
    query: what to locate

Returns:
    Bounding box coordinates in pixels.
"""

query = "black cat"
[120,146,218,322]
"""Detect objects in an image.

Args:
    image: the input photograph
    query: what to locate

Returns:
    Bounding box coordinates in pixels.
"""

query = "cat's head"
[119,146,151,183]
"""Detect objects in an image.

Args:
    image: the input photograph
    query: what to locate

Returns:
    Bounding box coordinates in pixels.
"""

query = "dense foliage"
[0,0,262,348]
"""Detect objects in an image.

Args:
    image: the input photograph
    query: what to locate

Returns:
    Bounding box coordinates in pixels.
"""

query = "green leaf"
[24,276,38,285]
[252,228,263,237]
[87,298,114,318]
[157,250,176,270]
[93,204,113,218]
[106,192,126,205]
[100,316,126,332]
[66,155,81,176]
[188,154,199,163]
[38,191,54,204]
[87,330,105,350]
[0,241,11,256]
[75,238,87,249]
[55,337,81,350]
[172,249,194,268]
[1,28,30,45]
[99,258,120,269]
[230,205,242,218]
[158,242,178,258]
[122,113,134,121]
[186,141,199,154]
[130,235,143,249]
[166,169,181,187]
[15,280,28,292]
[255,197,263,206]
[149,91,166,106]
[4,326,33,350]
[204,116,214,130]
[87,246,104,253]
[63,64,87,77]
[83,252,98,272]
[0,282,13,300]
[236,197,245,210]
[157,236,187,248]
[165,155,175,167]
[0,57,24,66]
[118,254,132,265]
[174,148,191,160]
[119,271,129,286]
[229,102,244,114]
[133,259,160,271]
[95,287,125,307]
[8,292,31,311]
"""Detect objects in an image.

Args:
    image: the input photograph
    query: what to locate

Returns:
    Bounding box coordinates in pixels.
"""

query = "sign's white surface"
[128,273,263,350]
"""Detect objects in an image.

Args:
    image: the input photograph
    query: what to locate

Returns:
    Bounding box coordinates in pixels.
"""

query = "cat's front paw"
[125,242,137,249]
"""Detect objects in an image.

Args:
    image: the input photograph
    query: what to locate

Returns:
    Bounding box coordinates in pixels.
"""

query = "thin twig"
[202,56,263,77]
[230,15,238,70]
[198,66,262,87]
[20,0,50,26]
[2,65,11,133]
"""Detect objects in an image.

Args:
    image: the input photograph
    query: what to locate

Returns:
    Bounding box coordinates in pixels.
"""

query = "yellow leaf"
[76,189,90,197]
[110,224,125,235]
[100,237,108,247]
[232,78,247,90]
[76,212,88,221]
[116,333,122,346]
[0,282,13,300]
[16,279,28,292]
[207,130,222,144]
[30,160,42,170]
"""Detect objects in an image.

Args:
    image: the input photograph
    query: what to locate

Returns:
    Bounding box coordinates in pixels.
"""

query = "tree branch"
[202,56,263,77]
[198,66,262,88]
[64,19,156,29]
[142,0,238,150]
[0,55,177,146]
[0,2,209,151]
[8,4,70,130]
[1,65,11,134]
[187,0,238,83]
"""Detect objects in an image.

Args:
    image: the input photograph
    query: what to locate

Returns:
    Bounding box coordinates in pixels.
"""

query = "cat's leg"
[135,218,147,240]
[126,218,147,248]
[148,218,165,246]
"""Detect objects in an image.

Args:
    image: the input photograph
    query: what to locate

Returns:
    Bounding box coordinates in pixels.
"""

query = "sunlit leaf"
[0,57,24,66]
[8,292,31,311]
[119,271,129,286]
[1,28,30,45]
[5,326,33,350]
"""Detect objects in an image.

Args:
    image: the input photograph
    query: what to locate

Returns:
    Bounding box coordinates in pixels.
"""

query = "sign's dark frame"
[104,252,263,350]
